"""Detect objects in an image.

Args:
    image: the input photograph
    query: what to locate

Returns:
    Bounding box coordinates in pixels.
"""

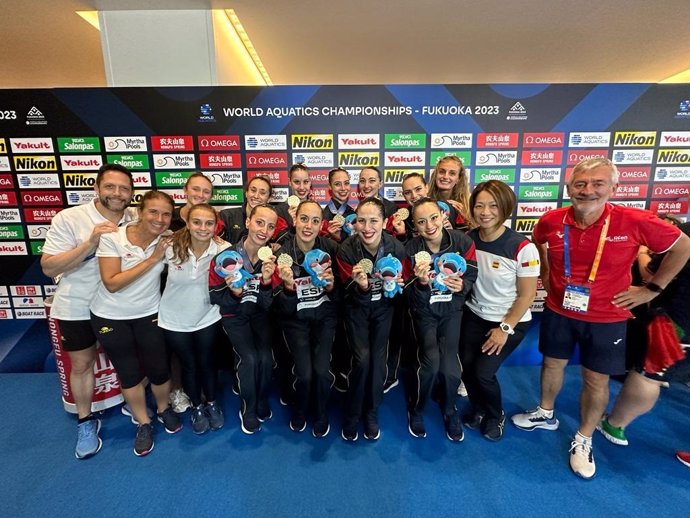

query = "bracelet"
[645,282,664,293]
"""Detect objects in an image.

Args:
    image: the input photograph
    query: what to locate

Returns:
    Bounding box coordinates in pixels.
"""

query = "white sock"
[575,431,592,444]
[538,406,554,418]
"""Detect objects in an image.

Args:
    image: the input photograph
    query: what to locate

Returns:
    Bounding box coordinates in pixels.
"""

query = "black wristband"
[645,282,664,293]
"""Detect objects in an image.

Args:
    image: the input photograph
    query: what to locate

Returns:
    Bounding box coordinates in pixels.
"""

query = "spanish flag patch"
[521,259,540,267]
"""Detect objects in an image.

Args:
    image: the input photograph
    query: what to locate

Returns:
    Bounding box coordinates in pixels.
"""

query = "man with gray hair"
[511,158,690,479]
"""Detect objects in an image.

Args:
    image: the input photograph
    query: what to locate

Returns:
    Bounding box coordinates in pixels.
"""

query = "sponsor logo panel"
[30,241,44,255]
[198,135,241,151]
[44,285,57,296]
[204,171,244,187]
[383,169,425,184]
[132,173,151,188]
[430,151,472,165]
[292,152,334,168]
[337,134,380,149]
[269,187,289,203]
[0,156,10,171]
[384,152,425,167]
[521,150,563,166]
[518,185,560,201]
[107,154,149,170]
[104,136,147,152]
[566,149,609,165]
[476,151,518,167]
[27,224,49,239]
[617,166,651,182]
[308,169,330,186]
[0,298,9,309]
[0,309,12,320]
[17,173,60,189]
[430,133,472,149]
[516,202,557,217]
[477,133,519,148]
[0,174,14,188]
[654,167,690,182]
[13,296,44,308]
[10,285,41,296]
[612,184,649,199]
[291,134,334,150]
[57,137,101,153]
[0,225,24,240]
[613,131,656,147]
[200,153,241,169]
[519,168,562,183]
[153,154,195,170]
[247,170,289,185]
[612,149,654,164]
[60,155,103,170]
[0,208,22,222]
[514,218,539,233]
[23,208,61,223]
[650,183,690,199]
[13,155,57,171]
[383,186,404,202]
[384,133,426,149]
[10,137,54,153]
[0,191,18,206]
[474,168,516,183]
[568,132,611,147]
[612,201,647,210]
[155,172,192,187]
[151,136,193,151]
[0,138,5,153]
[244,135,287,150]
[21,190,63,206]
[659,132,690,147]
[66,191,98,206]
[650,201,688,214]
[0,242,28,255]
[246,152,288,168]
[16,308,47,319]
[656,149,690,165]
[310,187,330,203]
[522,133,565,148]
[211,188,245,205]
[63,172,97,188]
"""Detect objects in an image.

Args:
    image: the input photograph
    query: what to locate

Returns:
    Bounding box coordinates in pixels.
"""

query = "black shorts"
[539,307,627,376]
[56,319,97,352]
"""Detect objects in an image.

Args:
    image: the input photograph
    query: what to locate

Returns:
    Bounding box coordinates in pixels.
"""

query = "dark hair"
[296,200,322,217]
[96,163,133,190]
[402,172,427,187]
[184,172,213,190]
[470,180,516,225]
[248,203,277,219]
[289,164,309,180]
[246,175,273,197]
[170,204,217,264]
[328,167,350,185]
[356,196,385,218]
[140,190,175,212]
[360,166,382,181]
[411,197,441,219]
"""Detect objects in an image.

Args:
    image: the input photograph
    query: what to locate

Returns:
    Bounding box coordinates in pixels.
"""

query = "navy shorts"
[539,307,627,375]
[56,319,97,352]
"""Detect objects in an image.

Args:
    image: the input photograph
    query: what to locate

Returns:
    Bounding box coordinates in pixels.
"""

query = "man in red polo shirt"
[511,157,690,479]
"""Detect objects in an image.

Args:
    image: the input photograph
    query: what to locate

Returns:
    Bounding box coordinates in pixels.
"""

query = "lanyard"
[236,240,258,273]
[563,215,610,283]
[327,199,350,216]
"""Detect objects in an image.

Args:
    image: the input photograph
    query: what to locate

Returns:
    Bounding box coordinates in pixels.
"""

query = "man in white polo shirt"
[41,163,134,459]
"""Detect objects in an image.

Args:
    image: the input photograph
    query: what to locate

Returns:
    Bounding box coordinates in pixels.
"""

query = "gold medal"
[287,195,301,208]
[414,251,431,264]
[358,258,373,274]
[333,214,345,225]
[395,208,409,220]
[277,254,294,267]
[257,246,273,261]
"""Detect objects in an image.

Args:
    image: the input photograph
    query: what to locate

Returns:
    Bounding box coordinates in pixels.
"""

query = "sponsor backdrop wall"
[0,84,689,373]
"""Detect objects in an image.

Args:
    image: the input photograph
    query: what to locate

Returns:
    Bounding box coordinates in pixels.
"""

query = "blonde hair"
[427,156,470,218]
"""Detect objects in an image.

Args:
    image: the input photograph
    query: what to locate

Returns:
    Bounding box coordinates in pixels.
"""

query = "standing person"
[427,155,471,230]
[159,204,229,435]
[274,201,339,437]
[275,164,313,229]
[405,198,478,441]
[321,167,355,243]
[510,158,690,479]
[388,172,428,243]
[597,222,690,456]
[209,205,278,434]
[41,163,135,459]
[90,190,182,457]
[358,167,398,218]
[336,197,406,441]
[460,181,539,441]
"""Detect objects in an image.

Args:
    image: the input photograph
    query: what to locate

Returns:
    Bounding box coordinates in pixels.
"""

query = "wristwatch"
[499,322,515,335]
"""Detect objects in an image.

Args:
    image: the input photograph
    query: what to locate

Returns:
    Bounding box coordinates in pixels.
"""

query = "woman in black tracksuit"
[336,197,406,442]
[209,205,277,435]
[404,198,478,442]
[274,200,340,438]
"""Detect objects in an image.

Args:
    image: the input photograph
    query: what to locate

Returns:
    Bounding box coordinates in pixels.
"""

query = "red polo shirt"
[533,203,681,323]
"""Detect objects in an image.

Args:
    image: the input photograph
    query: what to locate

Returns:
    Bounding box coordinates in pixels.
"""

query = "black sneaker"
[408,410,427,438]
[157,407,183,434]
[191,405,210,435]
[482,412,506,442]
[444,413,464,442]
[290,412,307,432]
[134,423,154,456]
[461,409,485,430]
[257,400,272,422]
[333,373,348,393]
[312,415,330,438]
[206,401,224,431]
[383,378,399,394]
[364,412,380,441]
[341,426,358,442]
[239,411,261,434]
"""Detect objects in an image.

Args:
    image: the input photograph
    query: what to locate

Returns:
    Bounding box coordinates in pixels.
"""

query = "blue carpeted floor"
[1,366,688,518]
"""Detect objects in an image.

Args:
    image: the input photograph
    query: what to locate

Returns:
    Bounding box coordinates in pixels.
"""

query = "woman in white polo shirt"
[159,203,230,435]
[90,190,182,457]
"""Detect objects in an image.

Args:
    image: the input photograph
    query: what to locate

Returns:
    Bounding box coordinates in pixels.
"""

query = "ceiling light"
[76,10,100,31]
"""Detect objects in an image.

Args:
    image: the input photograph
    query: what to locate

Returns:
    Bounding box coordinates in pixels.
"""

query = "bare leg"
[150,380,173,414]
[539,356,568,410]
[607,371,662,428]
[121,383,151,425]
[68,346,97,419]
[579,367,610,436]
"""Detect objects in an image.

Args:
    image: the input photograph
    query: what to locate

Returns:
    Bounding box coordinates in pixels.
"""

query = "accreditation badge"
[562,284,590,313]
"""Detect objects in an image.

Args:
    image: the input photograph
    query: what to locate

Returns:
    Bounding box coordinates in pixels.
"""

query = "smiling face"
[567,165,617,220]
[289,167,311,200]
[413,200,443,246]
[402,175,427,205]
[358,168,382,198]
[187,205,217,244]
[95,170,133,213]
[138,196,173,237]
[434,158,460,194]
[295,202,322,246]
[245,206,277,248]
[184,175,213,206]
[245,177,272,211]
[472,190,502,233]
[329,169,351,204]
[356,201,384,250]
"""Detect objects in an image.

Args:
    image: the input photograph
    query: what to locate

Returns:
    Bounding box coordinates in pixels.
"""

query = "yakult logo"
[10,138,54,153]
[60,155,103,171]
[338,134,380,149]
[659,132,690,147]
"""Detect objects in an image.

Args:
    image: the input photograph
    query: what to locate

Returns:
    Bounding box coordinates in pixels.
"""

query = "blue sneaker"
[206,401,225,431]
[75,419,102,459]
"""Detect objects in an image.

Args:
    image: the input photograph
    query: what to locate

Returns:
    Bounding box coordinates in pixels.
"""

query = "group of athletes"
[42,156,690,479]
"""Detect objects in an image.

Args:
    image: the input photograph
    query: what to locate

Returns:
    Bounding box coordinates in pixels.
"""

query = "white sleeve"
[95,231,120,258]
[516,242,541,277]
[41,212,78,255]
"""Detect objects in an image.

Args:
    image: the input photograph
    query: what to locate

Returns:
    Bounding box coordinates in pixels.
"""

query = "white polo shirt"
[42,201,134,321]
[89,223,167,320]
[158,239,230,332]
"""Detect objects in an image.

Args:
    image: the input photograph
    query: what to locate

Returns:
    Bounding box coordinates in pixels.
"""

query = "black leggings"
[164,322,220,407]
[89,312,170,389]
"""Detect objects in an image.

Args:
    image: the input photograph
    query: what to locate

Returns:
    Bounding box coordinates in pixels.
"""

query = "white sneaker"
[169,389,192,413]
[569,438,596,479]
[511,406,559,431]
[457,380,468,397]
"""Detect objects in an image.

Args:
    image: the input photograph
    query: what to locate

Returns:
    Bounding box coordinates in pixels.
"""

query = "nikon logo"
[0,139,6,153]
[515,219,539,233]
[384,169,419,184]
[657,149,690,164]
[338,152,379,167]
[13,156,57,171]
[291,134,334,150]
[613,132,656,147]
[63,173,97,188]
